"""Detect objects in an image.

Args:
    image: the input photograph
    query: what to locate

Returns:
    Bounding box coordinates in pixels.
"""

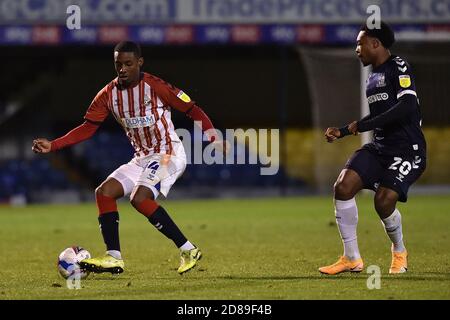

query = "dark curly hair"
[114,41,142,58]
[360,21,395,49]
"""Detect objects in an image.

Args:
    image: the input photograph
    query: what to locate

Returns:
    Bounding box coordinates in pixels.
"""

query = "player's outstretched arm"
[344,113,374,136]
[325,124,355,143]
[186,105,230,155]
[32,121,100,154]
[325,119,365,143]
[356,95,416,133]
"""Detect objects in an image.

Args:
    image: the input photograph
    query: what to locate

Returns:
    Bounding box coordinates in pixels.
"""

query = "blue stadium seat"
[0,158,76,200]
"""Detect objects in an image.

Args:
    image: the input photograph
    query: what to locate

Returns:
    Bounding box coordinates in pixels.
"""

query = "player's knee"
[130,191,159,217]
[95,180,123,199]
[95,185,119,215]
[130,193,144,210]
[374,192,397,216]
[130,185,155,208]
[130,191,154,210]
[95,185,106,197]
[333,180,354,200]
[96,185,114,199]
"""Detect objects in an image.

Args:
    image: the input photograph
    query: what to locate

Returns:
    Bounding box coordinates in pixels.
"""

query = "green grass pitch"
[0,195,449,300]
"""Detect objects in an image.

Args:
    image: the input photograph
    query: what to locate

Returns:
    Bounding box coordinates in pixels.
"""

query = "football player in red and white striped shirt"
[32,41,226,275]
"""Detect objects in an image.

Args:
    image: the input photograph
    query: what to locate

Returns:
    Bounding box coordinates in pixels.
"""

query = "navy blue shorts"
[344,145,426,202]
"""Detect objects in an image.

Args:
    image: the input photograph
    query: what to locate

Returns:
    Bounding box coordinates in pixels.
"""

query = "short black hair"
[360,21,395,49]
[114,41,141,58]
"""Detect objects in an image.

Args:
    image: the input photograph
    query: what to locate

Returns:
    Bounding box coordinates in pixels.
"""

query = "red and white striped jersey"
[84,72,195,157]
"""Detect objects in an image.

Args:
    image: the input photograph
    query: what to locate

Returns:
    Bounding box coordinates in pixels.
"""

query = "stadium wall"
[283,127,450,190]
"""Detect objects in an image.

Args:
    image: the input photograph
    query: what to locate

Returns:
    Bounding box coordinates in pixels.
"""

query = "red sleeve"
[146,74,195,112]
[186,105,217,142]
[50,121,99,151]
[84,85,110,123]
[146,74,218,142]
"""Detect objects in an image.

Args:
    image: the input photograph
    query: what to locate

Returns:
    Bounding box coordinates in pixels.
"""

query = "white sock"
[107,250,122,260]
[381,209,406,253]
[335,198,361,260]
[179,241,195,251]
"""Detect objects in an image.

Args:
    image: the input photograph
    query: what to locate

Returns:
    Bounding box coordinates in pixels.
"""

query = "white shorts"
[108,141,187,199]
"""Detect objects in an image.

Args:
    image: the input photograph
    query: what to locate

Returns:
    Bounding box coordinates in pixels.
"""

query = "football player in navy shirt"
[320,22,426,275]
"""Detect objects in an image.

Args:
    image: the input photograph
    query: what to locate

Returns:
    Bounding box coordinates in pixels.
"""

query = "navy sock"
[98,212,120,252]
[148,206,187,248]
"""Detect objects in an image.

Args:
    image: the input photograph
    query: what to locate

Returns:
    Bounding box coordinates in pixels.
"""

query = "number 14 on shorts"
[146,161,160,182]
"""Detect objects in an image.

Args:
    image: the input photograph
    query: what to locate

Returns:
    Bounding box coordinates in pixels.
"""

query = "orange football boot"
[319,256,364,275]
[389,248,408,274]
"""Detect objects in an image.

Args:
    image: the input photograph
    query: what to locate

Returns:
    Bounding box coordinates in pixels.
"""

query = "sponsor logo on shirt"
[367,93,389,104]
[122,115,155,128]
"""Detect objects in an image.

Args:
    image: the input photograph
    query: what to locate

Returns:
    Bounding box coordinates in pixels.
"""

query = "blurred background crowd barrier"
[0,0,449,204]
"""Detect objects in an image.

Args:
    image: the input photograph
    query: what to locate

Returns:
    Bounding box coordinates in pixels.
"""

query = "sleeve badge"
[177,91,191,103]
[399,75,411,88]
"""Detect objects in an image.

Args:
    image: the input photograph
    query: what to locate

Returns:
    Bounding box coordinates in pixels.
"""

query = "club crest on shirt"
[143,94,152,106]
[376,73,386,87]
[368,73,386,88]
[399,75,411,88]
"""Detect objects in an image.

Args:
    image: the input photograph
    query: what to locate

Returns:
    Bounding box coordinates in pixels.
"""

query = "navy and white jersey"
[364,55,426,156]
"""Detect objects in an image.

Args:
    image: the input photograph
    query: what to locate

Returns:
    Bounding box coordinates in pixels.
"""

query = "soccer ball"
[57,246,91,279]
